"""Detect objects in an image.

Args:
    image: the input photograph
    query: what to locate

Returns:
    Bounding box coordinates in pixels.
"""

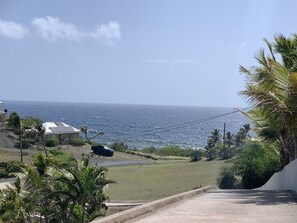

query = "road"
[128,190,297,223]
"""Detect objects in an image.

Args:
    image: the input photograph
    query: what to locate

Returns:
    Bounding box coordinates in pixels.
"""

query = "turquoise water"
[2,101,249,149]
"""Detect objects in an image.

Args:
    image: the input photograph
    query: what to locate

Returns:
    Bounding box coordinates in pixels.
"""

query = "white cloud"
[32,16,83,41]
[172,59,196,64]
[91,21,121,46]
[31,17,121,46]
[0,19,28,39]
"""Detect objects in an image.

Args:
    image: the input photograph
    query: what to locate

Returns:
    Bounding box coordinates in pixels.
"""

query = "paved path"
[128,190,297,223]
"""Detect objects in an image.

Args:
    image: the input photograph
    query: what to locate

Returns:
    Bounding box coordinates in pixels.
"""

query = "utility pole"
[223,122,226,149]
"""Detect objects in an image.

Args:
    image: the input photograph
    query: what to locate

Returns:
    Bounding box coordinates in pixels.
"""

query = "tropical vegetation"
[217,141,279,189]
[0,150,113,223]
[204,124,251,161]
[240,34,297,167]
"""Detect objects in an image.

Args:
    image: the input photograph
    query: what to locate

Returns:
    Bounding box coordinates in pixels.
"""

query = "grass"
[106,159,225,202]
[0,145,225,202]
[0,145,151,164]
[0,148,36,163]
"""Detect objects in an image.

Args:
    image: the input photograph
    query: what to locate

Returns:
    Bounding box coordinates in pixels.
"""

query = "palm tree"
[52,155,113,222]
[243,124,251,138]
[36,124,48,157]
[240,34,297,167]
[225,131,234,148]
[0,177,30,223]
[80,125,90,144]
[233,133,244,147]
[210,129,221,144]
[204,139,217,160]
[80,125,104,145]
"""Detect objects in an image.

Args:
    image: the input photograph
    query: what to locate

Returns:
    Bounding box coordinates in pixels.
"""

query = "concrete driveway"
[128,190,297,223]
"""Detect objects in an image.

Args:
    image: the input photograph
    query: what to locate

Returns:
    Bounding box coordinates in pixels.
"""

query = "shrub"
[157,145,184,156]
[0,161,23,178]
[45,139,59,147]
[218,146,235,160]
[233,141,280,189]
[14,139,31,149]
[217,166,238,189]
[109,142,129,151]
[205,147,218,161]
[190,150,203,162]
[70,138,85,146]
[142,146,157,154]
[21,116,43,129]
[48,149,75,168]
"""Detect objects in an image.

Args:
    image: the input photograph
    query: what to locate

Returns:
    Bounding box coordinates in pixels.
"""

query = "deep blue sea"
[1,101,250,149]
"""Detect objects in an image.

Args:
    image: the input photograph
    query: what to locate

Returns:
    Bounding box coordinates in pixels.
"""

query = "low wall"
[92,186,216,223]
[259,159,297,192]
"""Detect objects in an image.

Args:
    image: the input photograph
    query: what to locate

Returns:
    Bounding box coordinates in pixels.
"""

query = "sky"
[0,0,296,107]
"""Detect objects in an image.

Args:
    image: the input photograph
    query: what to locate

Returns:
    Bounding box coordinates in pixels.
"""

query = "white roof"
[42,122,80,135]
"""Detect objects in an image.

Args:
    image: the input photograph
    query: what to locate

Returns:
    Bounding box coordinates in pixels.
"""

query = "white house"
[42,122,80,144]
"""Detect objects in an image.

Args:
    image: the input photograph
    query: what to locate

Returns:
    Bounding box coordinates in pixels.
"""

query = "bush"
[233,141,280,189]
[70,138,85,146]
[14,139,32,149]
[191,150,203,162]
[157,145,185,156]
[48,149,75,168]
[218,145,235,160]
[109,142,129,151]
[205,147,218,161]
[0,161,23,178]
[142,146,157,154]
[45,139,59,147]
[217,166,238,189]
[21,116,43,129]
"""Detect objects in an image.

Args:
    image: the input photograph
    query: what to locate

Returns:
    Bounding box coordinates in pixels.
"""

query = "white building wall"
[259,159,297,192]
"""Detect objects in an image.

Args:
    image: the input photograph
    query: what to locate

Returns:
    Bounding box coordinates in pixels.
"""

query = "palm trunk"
[82,202,86,223]
[20,134,23,163]
[41,136,48,157]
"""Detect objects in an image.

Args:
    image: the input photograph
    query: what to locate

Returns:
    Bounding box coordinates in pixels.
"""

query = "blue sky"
[0,0,295,107]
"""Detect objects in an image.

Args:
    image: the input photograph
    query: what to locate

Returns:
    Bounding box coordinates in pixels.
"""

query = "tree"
[52,155,113,222]
[80,125,104,145]
[242,124,251,138]
[6,112,21,133]
[36,124,48,157]
[225,131,234,148]
[240,34,297,167]
[204,139,217,160]
[6,112,24,162]
[0,177,30,223]
[0,151,113,223]
[210,129,221,145]
[218,131,235,160]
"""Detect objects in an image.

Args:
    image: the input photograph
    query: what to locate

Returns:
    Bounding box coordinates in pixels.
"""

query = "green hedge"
[45,139,59,147]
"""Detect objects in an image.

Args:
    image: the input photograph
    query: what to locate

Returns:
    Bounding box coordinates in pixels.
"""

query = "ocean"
[1,101,250,149]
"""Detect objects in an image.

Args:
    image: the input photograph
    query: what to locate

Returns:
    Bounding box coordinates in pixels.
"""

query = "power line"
[100,107,250,138]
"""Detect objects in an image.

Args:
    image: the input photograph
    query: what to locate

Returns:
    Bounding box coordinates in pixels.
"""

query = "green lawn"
[106,159,225,202]
[0,147,225,202]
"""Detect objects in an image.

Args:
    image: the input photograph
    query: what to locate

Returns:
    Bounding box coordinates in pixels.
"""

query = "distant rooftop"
[43,122,80,135]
